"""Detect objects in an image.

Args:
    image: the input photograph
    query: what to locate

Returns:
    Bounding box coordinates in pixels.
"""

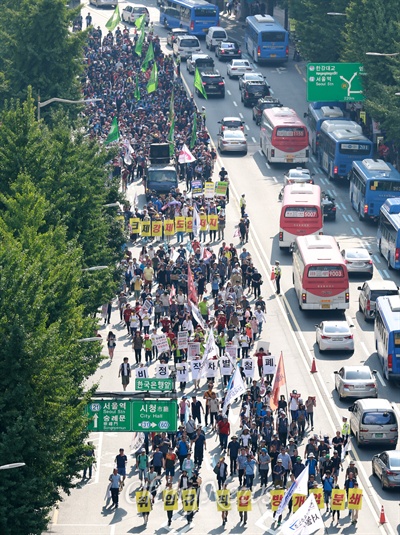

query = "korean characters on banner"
[216,489,231,512]
[177,331,189,350]
[308,488,324,509]
[190,359,202,380]
[206,359,219,379]
[263,355,276,376]
[188,342,200,360]
[237,490,252,512]
[176,363,189,383]
[348,488,363,510]
[225,345,238,362]
[156,362,170,378]
[128,215,222,238]
[181,489,198,512]
[204,181,215,199]
[136,491,152,514]
[163,489,178,511]
[154,334,170,354]
[270,489,285,511]
[208,214,218,232]
[219,356,233,377]
[331,489,346,511]
[291,494,307,513]
[135,365,148,379]
[242,357,255,379]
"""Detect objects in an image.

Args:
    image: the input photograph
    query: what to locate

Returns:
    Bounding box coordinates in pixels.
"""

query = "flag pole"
[281,351,291,422]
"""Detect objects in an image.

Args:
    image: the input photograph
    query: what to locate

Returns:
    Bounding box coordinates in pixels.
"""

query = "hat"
[232,435,237,439]
[308,453,315,458]
[261,448,267,452]
[296,456,301,461]
[350,460,355,465]
[275,260,280,265]
[289,438,295,442]
[277,459,282,462]
[141,448,146,452]
[326,454,330,459]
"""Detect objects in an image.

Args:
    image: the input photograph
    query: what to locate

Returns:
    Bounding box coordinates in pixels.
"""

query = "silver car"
[218,129,247,154]
[372,450,400,489]
[334,366,378,400]
[227,59,253,78]
[315,321,354,352]
[239,72,265,90]
[341,247,373,276]
[284,168,314,186]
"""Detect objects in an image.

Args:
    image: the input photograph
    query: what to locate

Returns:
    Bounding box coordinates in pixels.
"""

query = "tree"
[0,0,85,107]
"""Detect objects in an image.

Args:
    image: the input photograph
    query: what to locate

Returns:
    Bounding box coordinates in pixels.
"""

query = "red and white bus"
[279,184,323,248]
[260,107,309,164]
[292,234,349,310]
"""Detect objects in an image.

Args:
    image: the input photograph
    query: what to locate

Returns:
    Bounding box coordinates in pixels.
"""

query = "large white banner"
[153,334,170,354]
[222,366,246,416]
[281,494,324,535]
[188,342,201,359]
[206,359,218,378]
[176,363,189,383]
[177,331,189,350]
[190,360,202,380]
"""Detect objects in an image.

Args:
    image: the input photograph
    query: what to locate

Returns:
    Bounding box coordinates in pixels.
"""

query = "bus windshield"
[307,265,345,278]
[261,31,286,42]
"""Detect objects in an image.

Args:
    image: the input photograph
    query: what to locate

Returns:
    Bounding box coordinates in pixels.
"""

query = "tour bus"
[377,197,400,270]
[245,15,289,64]
[159,0,219,36]
[305,104,346,155]
[260,107,309,164]
[292,234,350,310]
[279,184,323,249]
[349,159,400,221]
[318,120,373,180]
[375,295,400,381]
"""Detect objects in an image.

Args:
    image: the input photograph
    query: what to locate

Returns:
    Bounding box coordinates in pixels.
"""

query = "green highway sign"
[307,63,365,102]
[86,399,177,433]
[135,378,174,392]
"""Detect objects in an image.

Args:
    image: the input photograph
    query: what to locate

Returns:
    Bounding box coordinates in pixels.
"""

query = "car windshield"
[181,39,199,47]
[344,370,371,380]
[362,412,396,425]
[370,290,398,299]
[212,31,226,38]
[148,170,177,183]
[224,131,245,140]
[324,325,350,334]
[234,61,249,67]
[346,249,369,260]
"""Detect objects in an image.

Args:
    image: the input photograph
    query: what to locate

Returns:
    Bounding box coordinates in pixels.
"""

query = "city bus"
[292,234,349,310]
[305,104,345,155]
[375,295,400,381]
[245,15,289,64]
[159,0,219,36]
[279,184,323,248]
[317,120,373,180]
[260,107,309,164]
[377,197,400,269]
[349,159,400,222]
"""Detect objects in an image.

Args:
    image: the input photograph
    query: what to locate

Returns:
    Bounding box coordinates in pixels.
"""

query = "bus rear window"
[394,333,400,347]
[276,127,305,137]
[370,180,400,192]
[261,31,286,42]
[194,8,217,17]
[284,207,318,218]
[339,143,371,155]
[307,265,344,278]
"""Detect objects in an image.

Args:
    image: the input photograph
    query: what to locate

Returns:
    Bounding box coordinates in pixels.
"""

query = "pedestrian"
[277,446,292,486]
[277,410,289,446]
[108,468,122,508]
[341,416,351,446]
[136,448,149,485]
[106,331,117,360]
[331,481,341,523]
[305,395,316,429]
[163,482,177,527]
[179,396,189,424]
[165,447,177,485]
[118,357,131,391]
[182,452,195,478]
[244,453,257,490]
[237,447,247,486]
[82,442,95,479]
[218,482,230,525]
[217,415,230,450]
[305,453,317,478]
[227,435,240,475]
[345,460,358,479]
[274,261,281,295]
[258,447,271,488]
[214,456,228,490]
[191,395,204,424]
[240,194,246,216]
[132,331,144,364]
[350,481,360,525]
[322,470,334,511]
[85,12,92,28]
[192,426,206,468]
[151,446,163,477]
[115,448,128,485]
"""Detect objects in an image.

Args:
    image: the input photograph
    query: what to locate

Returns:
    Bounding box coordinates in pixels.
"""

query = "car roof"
[222,117,242,122]
[201,70,220,75]
[321,321,349,327]
[243,72,263,77]
[170,28,187,32]
[354,398,393,410]
[341,365,371,372]
[362,280,398,290]
[223,130,246,138]
[287,168,310,176]
[232,59,250,64]
[221,40,238,46]
[191,54,212,60]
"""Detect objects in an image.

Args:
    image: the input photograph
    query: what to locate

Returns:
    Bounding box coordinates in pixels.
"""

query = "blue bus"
[159,0,219,36]
[377,197,400,269]
[349,159,400,221]
[306,104,346,155]
[245,15,289,64]
[375,295,400,381]
[318,120,373,180]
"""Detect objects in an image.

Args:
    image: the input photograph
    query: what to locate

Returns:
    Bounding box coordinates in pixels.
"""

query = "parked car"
[227,59,253,78]
[335,366,378,400]
[239,72,265,90]
[341,246,373,276]
[218,117,245,134]
[252,97,282,125]
[205,27,228,51]
[121,4,150,25]
[372,450,400,489]
[167,28,187,47]
[215,40,242,61]
[218,129,247,154]
[186,54,214,74]
[358,280,399,321]
[315,321,354,352]
[321,191,337,221]
[195,70,225,98]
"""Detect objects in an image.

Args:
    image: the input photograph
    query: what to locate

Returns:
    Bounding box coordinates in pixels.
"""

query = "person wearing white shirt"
[254,307,266,336]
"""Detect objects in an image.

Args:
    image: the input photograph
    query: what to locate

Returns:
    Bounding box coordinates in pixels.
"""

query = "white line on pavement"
[227,89,231,95]
[233,101,237,107]
[351,227,357,235]
[342,214,348,222]
[265,161,270,169]
[310,156,316,163]
[320,177,327,184]
[340,202,346,210]
[239,112,244,119]
[110,526,115,535]
[376,371,386,387]
[356,227,363,235]
[372,254,381,264]
[348,214,354,222]
[382,269,390,278]
[252,137,257,143]
[245,124,249,130]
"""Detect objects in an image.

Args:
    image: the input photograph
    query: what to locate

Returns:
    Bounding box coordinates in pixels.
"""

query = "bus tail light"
[238,49,241,54]
[257,46,261,57]
[190,21,194,30]
[286,46,289,57]
[279,231,283,241]
[388,354,393,371]
[345,292,349,303]
[301,293,306,303]
[395,248,400,262]
[271,149,275,157]
[333,165,338,176]
[363,204,368,214]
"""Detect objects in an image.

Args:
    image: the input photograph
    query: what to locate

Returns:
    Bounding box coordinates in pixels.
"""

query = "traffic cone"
[379,505,386,524]
[310,358,317,373]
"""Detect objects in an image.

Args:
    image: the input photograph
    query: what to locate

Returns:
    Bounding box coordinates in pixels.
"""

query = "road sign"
[86,399,178,433]
[86,400,132,432]
[132,400,177,432]
[307,63,365,102]
[135,378,174,392]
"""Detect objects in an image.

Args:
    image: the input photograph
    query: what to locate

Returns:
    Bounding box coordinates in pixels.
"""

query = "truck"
[144,143,178,199]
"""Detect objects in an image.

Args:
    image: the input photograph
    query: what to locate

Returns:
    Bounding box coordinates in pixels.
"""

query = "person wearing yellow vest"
[274,261,282,295]
[342,416,351,446]
[240,194,246,216]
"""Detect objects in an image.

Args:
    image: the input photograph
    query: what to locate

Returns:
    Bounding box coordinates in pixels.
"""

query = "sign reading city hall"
[86,400,178,433]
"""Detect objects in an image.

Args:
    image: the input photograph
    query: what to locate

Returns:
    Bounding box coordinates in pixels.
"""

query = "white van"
[206,27,228,51]
[349,398,398,448]
[173,35,201,60]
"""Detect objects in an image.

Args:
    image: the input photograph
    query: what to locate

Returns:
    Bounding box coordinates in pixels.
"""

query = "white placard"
[263,355,276,375]
[219,357,233,376]
[242,358,255,378]
[188,342,200,359]
[153,334,170,354]
[176,363,189,382]
[177,331,189,350]
[135,367,148,379]
[225,345,238,360]
[255,340,270,352]
[206,360,218,378]
[190,360,202,380]
[156,363,170,378]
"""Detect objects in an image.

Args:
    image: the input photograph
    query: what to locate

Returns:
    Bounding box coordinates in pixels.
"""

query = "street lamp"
[366,52,400,57]
[82,266,108,272]
[0,463,26,470]
[37,97,101,121]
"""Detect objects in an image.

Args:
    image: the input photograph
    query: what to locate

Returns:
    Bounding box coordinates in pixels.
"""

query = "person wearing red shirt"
[217,416,231,451]
[123,304,132,334]
[160,316,171,333]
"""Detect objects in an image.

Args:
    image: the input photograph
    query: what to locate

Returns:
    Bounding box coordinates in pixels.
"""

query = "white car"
[341,247,374,276]
[218,117,245,134]
[121,5,150,25]
[239,72,264,90]
[218,129,247,154]
[334,366,378,400]
[315,321,354,352]
[284,168,314,186]
[227,59,253,79]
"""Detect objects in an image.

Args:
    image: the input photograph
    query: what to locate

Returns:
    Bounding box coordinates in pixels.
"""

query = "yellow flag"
[348,488,363,510]
[163,489,178,511]
[136,490,151,513]
[216,490,231,511]
[237,490,252,512]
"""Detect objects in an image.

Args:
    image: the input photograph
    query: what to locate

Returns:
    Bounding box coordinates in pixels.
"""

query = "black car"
[215,40,242,61]
[241,80,270,107]
[196,70,225,98]
[322,191,337,221]
[252,97,283,125]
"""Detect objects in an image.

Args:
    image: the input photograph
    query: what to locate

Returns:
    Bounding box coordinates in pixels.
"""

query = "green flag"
[168,90,174,122]
[135,29,145,57]
[190,112,197,149]
[134,14,146,30]
[168,117,175,158]
[134,75,141,101]
[194,68,208,99]
[105,5,121,32]
[141,42,154,72]
[105,117,119,145]
[147,63,158,94]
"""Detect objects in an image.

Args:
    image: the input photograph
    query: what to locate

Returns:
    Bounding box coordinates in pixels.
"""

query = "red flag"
[203,248,212,261]
[270,352,286,410]
[169,284,176,304]
[187,264,198,305]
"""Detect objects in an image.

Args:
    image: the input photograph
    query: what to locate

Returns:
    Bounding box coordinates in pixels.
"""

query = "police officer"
[274,261,281,295]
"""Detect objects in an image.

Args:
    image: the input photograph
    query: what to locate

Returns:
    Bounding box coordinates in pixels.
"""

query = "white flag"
[178,143,196,164]
[222,365,246,416]
[341,439,352,462]
[281,494,324,535]
[192,204,200,239]
[190,303,205,329]
[277,464,309,516]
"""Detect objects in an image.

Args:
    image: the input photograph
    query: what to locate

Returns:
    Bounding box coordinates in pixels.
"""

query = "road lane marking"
[372,254,381,264]
[351,227,357,235]
[227,89,231,95]
[252,137,257,143]
[310,156,316,163]
[233,101,237,107]
[343,214,349,222]
[239,112,243,118]
[356,227,363,235]
[376,371,386,387]
[347,214,354,222]
[320,177,327,184]
[265,162,270,169]
[382,269,390,278]
[340,202,346,210]
[245,124,249,130]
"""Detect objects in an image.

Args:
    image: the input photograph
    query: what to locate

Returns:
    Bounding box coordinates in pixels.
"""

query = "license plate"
[321,304,330,309]
[270,54,277,57]
[374,433,383,438]
[353,385,364,389]
[286,157,294,162]
[352,262,364,267]
[209,85,216,88]
[333,337,343,341]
